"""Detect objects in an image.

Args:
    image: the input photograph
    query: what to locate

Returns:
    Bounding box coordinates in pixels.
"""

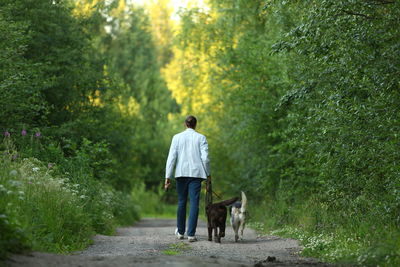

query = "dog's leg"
[220,223,225,238]
[234,229,239,242]
[239,220,245,240]
[207,218,213,241]
[220,223,226,239]
[208,226,212,241]
[232,222,239,242]
[214,227,220,243]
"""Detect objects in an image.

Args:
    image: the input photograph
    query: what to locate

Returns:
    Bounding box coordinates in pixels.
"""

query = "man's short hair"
[185,115,197,128]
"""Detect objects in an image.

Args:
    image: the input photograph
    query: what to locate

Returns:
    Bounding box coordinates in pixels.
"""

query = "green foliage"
[0,0,175,258]
[171,0,400,265]
[0,137,139,257]
[0,0,175,191]
[130,182,175,218]
[0,7,48,128]
[162,242,191,255]
[0,206,26,259]
[101,5,178,188]
[2,0,399,264]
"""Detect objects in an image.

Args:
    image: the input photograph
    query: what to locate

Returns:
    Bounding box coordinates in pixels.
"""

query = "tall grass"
[131,182,176,218]
[0,137,139,259]
[129,180,213,220]
[250,198,400,266]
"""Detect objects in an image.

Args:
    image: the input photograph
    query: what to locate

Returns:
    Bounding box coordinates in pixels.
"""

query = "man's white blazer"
[165,128,210,179]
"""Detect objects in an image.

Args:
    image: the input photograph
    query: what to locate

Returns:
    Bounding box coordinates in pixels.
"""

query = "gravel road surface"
[6,218,331,267]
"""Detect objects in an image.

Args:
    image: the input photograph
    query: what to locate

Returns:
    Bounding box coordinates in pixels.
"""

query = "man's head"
[185,115,197,129]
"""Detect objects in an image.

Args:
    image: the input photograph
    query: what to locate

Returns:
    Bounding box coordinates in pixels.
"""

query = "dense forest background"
[1,0,399,266]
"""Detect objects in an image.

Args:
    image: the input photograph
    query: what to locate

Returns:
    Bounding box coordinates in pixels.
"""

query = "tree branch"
[341,9,375,19]
[369,0,395,5]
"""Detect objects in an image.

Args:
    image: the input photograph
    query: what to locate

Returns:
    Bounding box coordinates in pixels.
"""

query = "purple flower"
[48,163,54,169]
[21,129,27,136]
[12,154,18,160]
[35,132,41,138]
[4,131,10,137]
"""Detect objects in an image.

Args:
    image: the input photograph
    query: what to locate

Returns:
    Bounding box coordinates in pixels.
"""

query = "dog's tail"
[214,197,239,207]
[241,191,247,213]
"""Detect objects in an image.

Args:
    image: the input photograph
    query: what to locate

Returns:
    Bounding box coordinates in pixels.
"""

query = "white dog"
[230,191,247,242]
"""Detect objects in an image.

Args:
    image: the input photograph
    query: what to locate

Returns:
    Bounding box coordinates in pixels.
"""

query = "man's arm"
[165,136,178,190]
[200,135,211,177]
[164,178,171,191]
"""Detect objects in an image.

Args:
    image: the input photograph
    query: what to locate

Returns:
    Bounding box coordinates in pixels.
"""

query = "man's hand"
[206,176,211,192]
[164,178,171,191]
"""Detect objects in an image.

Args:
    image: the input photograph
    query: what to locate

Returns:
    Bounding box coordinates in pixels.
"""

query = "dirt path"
[6,218,330,266]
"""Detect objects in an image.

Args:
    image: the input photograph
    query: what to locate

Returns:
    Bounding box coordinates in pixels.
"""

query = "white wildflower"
[32,167,40,172]
[11,180,22,187]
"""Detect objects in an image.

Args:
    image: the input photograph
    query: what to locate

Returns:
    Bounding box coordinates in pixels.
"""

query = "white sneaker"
[188,236,197,242]
[175,228,184,240]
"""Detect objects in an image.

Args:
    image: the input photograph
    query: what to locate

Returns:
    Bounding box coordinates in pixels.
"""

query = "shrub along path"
[6,218,330,266]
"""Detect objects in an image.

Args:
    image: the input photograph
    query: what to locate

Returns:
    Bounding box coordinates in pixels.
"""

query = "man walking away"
[164,115,211,242]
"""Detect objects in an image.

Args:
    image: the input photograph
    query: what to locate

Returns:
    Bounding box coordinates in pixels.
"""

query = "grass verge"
[0,151,139,259]
[249,199,400,266]
[162,242,191,255]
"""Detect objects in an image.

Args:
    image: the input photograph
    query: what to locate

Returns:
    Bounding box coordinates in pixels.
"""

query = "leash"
[205,178,213,207]
[212,190,222,200]
[205,178,223,208]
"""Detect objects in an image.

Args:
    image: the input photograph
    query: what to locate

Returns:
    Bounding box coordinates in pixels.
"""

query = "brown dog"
[206,197,239,243]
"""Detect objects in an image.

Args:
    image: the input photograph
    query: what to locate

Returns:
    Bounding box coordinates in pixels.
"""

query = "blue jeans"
[176,177,203,237]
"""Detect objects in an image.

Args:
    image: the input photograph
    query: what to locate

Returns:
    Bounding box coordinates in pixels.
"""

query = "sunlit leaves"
[169,3,400,263]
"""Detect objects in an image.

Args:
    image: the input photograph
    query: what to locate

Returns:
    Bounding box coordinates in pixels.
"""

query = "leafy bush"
[0,137,139,257]
[0,0,174,259]
[131,182,175,217]
[166,0,400,265]
[0,208,26,259]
